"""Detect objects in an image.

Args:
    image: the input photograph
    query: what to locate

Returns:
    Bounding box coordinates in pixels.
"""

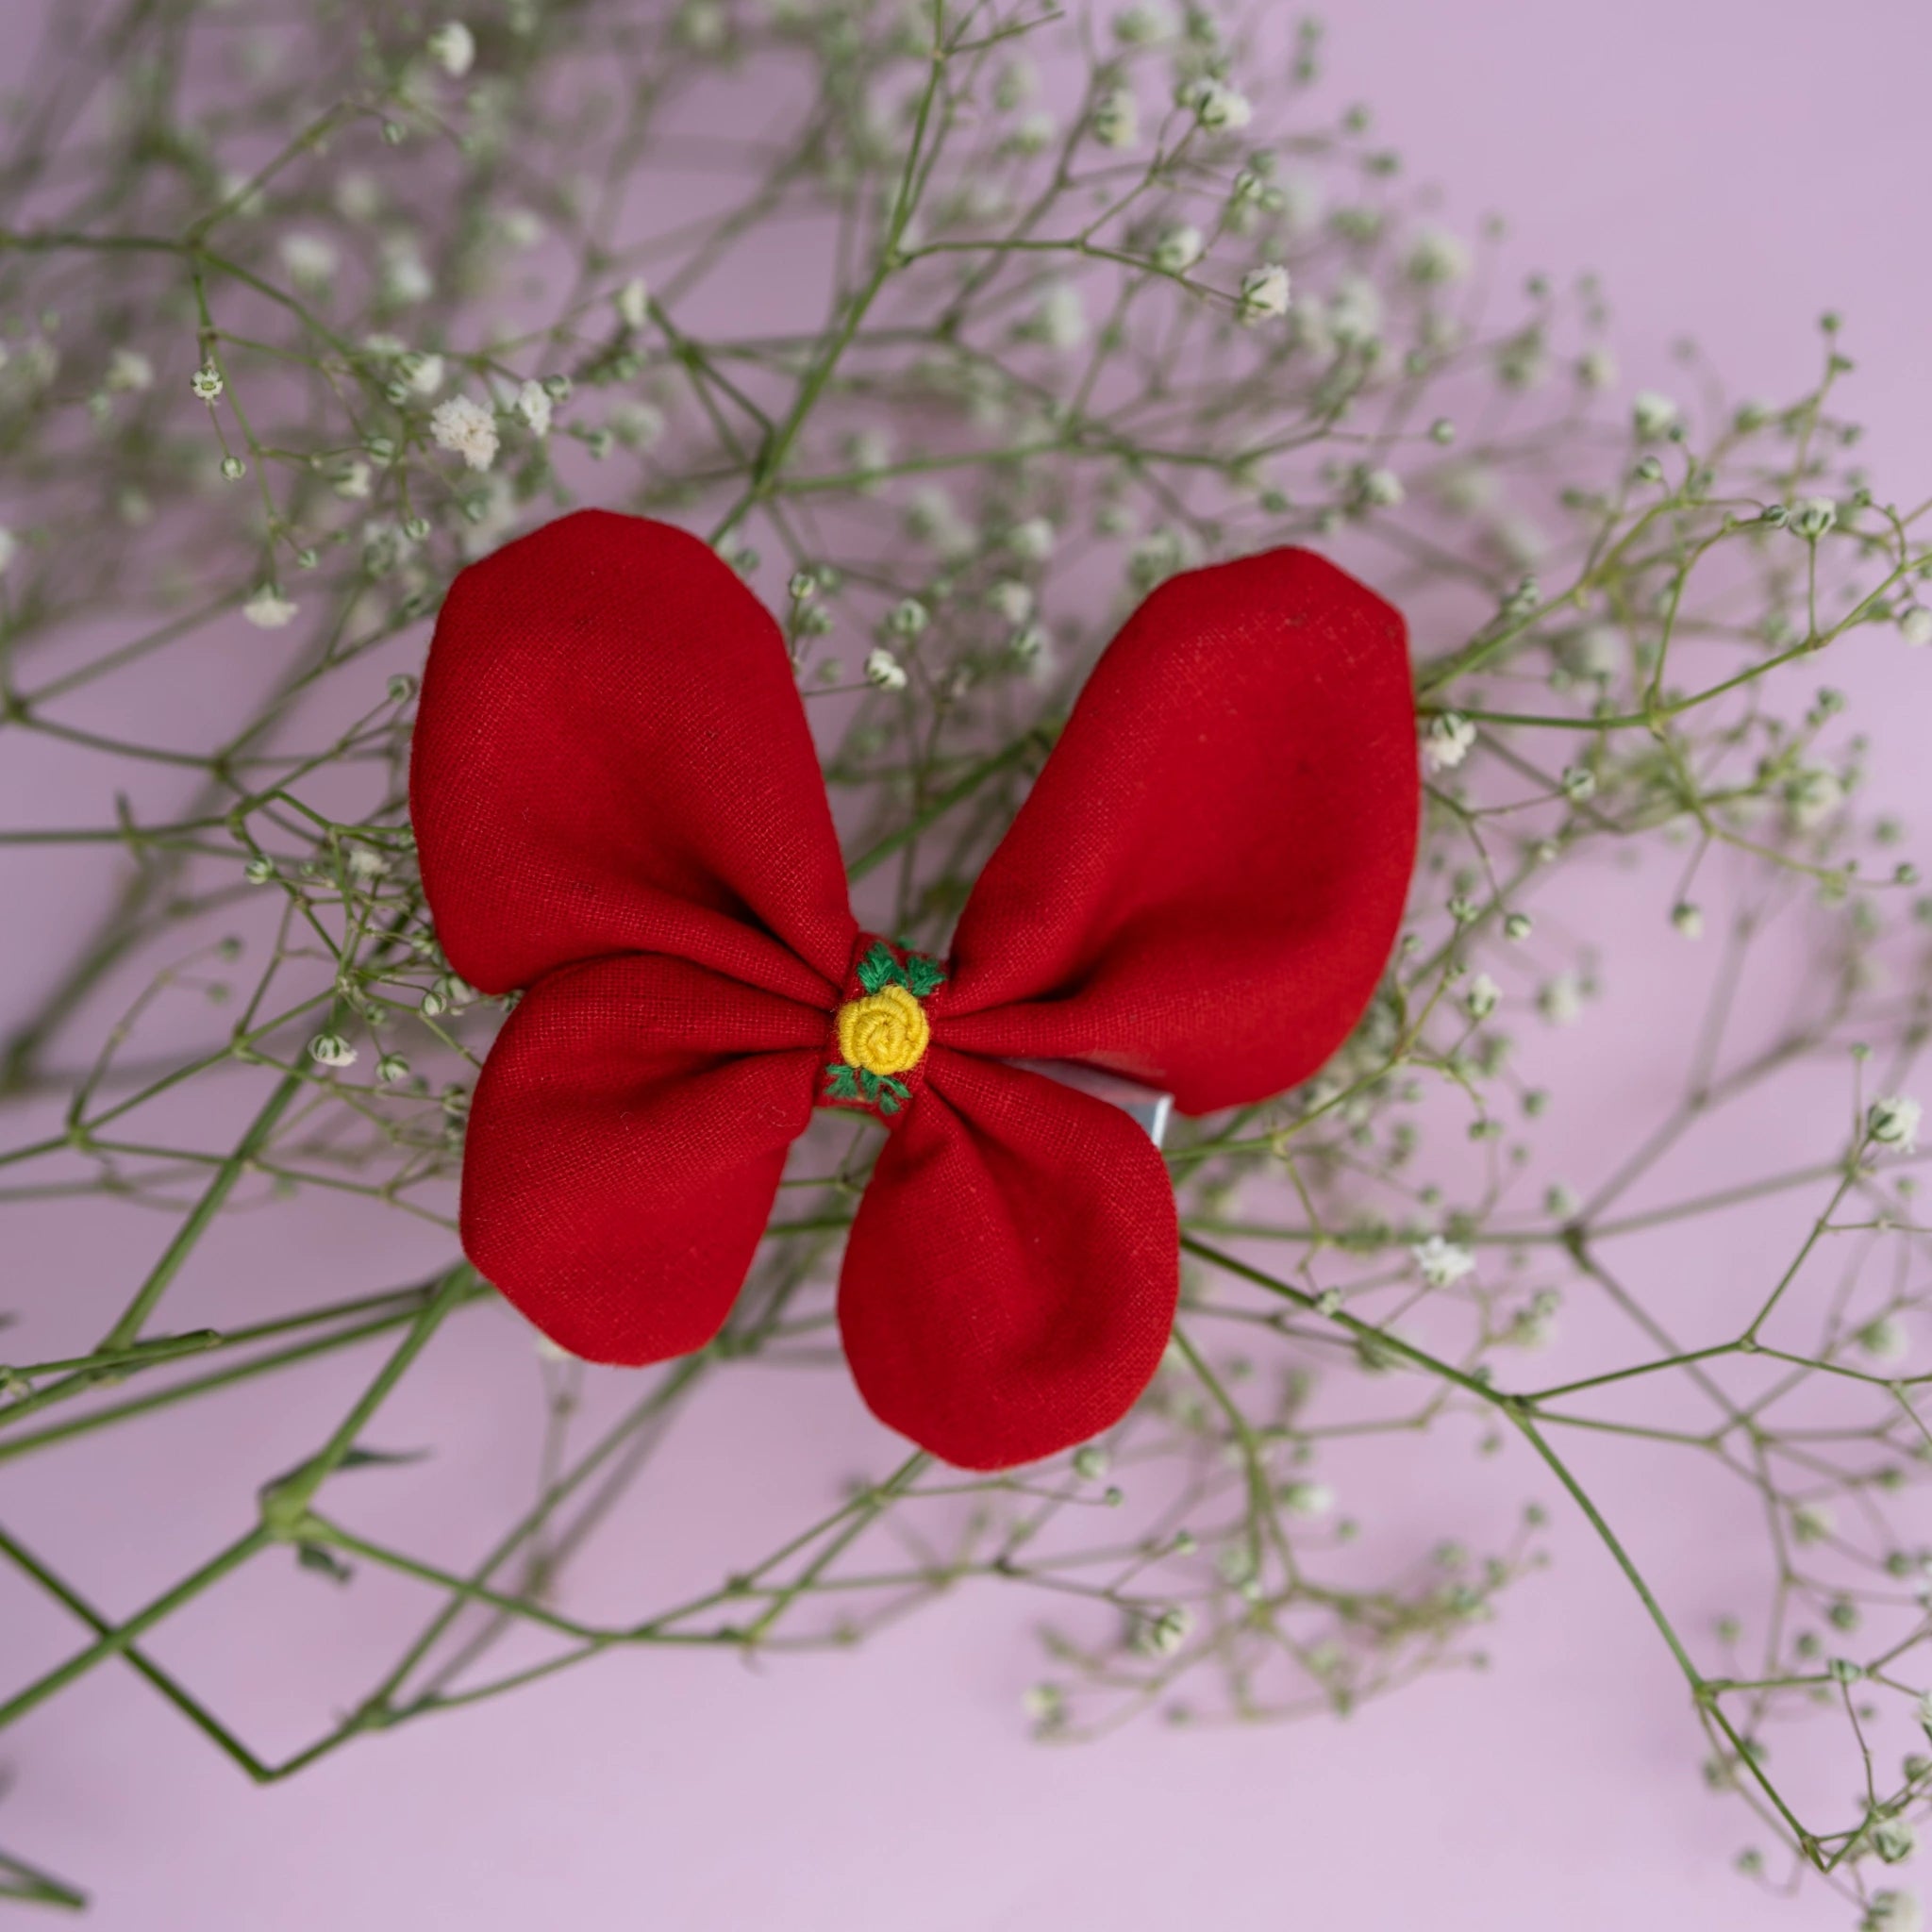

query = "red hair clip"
[409,510,1417,1468]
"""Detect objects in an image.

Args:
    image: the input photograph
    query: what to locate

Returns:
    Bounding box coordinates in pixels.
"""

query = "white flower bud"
[280,234,339,288]
[1790,495,1838,540]
[1537,974,1584,1025]
[106,347,154,392]
[1874,1815,1920,1866]
[1091,87,1138,149]
[1235,262,1291,325]
[1422,712,1475,772]
[1182,78,1252,130]
[1405,226,1470,286]
[1576,346,1617,390]
[1279,1480,1335,1518]
[242,586,298,629]
[1359,467,1404,508]
[1857,1316,1908,1362]
[1136,1605,1192,1657]
[1152,224,1205,274]
[426,22,475,76]
[1007,516,1055,561]
[515,378,553,436]
[615,277,651,330]
[1631,391,1678,440]
[1411,1236,1474,1287]
[1869,1095,1923,1153]
[987,579,1034,625]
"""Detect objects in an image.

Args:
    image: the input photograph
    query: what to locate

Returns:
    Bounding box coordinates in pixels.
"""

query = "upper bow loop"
[933,545,1418,1114]
[410,508,856,1004]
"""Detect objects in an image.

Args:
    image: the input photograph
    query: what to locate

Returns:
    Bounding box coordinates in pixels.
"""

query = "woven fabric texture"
[409,509,1417,1469]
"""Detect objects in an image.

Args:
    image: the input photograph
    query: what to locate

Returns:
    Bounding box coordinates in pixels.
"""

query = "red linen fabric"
[410,508,1417,1469]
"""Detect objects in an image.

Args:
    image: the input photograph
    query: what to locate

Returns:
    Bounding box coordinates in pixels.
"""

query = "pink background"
[5,2,1931,1926]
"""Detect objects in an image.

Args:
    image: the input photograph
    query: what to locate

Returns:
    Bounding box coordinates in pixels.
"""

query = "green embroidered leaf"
[857,1068,882,1102]
[875,1077,910,1114]
[822,1062,860,1102]
[856,941,905,994]
[903,954,947,998]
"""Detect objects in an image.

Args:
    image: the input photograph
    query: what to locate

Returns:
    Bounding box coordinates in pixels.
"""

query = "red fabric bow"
[409,510,1417,1469]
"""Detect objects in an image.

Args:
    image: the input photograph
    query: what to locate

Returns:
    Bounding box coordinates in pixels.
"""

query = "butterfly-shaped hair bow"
[410,510,1417,1469]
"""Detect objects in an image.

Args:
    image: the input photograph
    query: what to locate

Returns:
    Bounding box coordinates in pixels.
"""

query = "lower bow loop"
[460,952,828,1365]
[837,1047,1179,1471]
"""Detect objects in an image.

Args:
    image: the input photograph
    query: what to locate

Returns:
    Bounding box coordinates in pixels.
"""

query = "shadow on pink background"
[4,2,1931,1927]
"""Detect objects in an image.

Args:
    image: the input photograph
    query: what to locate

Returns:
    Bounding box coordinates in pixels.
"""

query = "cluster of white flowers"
[864,646,908,691]
[429,393,499,471]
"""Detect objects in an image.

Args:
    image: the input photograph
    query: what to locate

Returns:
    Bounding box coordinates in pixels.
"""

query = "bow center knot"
[819,935,947,1121]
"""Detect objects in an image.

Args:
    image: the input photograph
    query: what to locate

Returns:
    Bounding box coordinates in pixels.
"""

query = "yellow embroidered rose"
[835,981,930,1077]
